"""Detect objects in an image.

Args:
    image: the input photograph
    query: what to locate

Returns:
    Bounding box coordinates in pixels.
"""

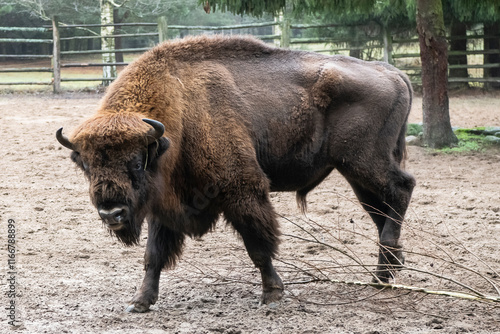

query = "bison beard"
[56,35,415,313]
[107,213,142,246]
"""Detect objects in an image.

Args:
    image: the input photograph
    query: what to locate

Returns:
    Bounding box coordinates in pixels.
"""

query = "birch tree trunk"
[52,16,61,93]
[416,0,458,148]
[100,0,116,86]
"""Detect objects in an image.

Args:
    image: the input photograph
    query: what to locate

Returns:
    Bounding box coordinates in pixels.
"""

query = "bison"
[56,35,415,312]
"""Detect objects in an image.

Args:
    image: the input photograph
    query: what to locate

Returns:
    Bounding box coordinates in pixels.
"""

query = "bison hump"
[311,63,343,111]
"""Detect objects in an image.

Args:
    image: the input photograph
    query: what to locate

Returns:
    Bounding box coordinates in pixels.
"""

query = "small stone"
[267,302,279,309]
[406,135,421,146]
[483,126,500,135]
[484,136,500,144]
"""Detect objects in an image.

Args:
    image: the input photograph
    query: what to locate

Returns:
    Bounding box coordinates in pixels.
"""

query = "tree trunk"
[448,20,469,89]
[382,25,393,64]
[113,8,124,63]
[349,47,362,59]
[349,27,362,59]
[484,22,500,90]
[416,0,457,148]
[100,0,117,86]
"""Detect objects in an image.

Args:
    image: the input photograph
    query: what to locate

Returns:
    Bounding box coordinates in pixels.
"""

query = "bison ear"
[147,137,170,168]
[155,137,170,157]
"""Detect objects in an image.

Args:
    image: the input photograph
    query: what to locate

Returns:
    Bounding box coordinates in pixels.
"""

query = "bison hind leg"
[346,165,415,283]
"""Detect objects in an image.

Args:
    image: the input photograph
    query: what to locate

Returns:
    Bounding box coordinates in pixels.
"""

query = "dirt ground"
[1,91,499,333]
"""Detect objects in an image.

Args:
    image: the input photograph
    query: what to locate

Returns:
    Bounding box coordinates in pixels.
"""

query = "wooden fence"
[1,17,499,92]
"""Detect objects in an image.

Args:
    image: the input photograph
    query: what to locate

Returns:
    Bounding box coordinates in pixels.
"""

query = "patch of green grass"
[437,130,490,154]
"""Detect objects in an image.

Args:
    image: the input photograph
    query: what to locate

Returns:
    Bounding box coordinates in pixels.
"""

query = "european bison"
[56,35,415,312]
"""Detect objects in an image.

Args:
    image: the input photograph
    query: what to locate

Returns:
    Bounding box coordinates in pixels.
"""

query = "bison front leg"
[126,219,185,313]
[256,254,284,304]
[225,196,284,305]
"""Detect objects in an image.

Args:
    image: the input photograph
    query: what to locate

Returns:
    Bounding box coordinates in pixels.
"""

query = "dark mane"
[148,34,279,63]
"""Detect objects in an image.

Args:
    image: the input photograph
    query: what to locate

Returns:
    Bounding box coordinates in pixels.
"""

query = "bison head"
[56,113,170,245]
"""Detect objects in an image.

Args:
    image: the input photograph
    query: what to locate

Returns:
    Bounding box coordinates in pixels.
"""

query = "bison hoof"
[125,303,150,313]
[374,245,405,282]
[260,287,284,305]
[372,269,394,284]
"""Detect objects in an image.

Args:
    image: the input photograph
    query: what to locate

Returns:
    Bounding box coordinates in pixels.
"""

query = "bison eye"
[83,162,89,171]
[134,161,143,171]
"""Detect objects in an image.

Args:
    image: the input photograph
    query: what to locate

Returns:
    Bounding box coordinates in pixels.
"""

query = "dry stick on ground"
[278,213,380,282]
[437,208,500,286]
[275,201,500,304]
[287,282,397,306]
[402,247,500,296]
[301,215,494,298]
[302,190,500,293]
[402,206,500,295]
[278,256,500,303]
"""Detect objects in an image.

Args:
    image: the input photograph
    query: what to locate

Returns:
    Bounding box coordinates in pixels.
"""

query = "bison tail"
[395,124,408,170]
[296,190,308,214]
[394,114,409,168]
[395,72,413,169]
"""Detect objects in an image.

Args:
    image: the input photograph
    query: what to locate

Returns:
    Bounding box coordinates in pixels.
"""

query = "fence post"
[158,16,168,43]
[273,13,283,47]
[279,1,291,48]
[281,16,291,48]
[52,16,61,93]
[382,25,393,64]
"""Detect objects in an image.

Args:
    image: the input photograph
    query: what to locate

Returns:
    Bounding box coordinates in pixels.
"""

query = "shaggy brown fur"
[57,35,415,313]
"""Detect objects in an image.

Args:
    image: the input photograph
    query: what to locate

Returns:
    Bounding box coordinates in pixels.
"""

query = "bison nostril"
[98,206,129,223]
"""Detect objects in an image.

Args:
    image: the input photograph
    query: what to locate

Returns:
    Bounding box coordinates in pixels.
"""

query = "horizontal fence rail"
[0,38,53,43]
[1,19,499,91]
[0,67,53,72]
[168,22,278,30]
[61,62,128,67]
[0,27,50,32]
[59,32,159,41]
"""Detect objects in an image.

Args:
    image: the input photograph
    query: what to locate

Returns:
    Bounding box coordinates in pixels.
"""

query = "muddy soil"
[0,92,499,333]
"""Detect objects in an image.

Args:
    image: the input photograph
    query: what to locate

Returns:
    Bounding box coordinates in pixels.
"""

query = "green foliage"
[407,123,423,136]
[445,0,500,23]
[293,0,377,16]
[204,0,411,20]
[298,1,414,28]
[436,128,495,154]
[0,4,14,15]
[204,0,499,27]
[204,0,286,16]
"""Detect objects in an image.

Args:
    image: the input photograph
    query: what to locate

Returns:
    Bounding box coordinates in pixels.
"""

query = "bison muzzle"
[56,35,415,313]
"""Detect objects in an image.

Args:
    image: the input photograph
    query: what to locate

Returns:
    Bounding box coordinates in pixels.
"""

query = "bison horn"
[143,118,165,144]
[56,128,75,151]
